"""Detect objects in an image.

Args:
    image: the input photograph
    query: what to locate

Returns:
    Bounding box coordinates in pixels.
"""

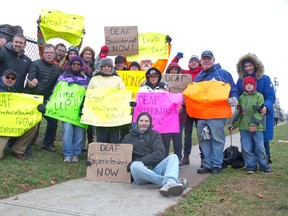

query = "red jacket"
[172,57,202,81]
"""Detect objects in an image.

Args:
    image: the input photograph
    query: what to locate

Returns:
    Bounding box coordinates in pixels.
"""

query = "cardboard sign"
[86,143,133,183]
[161,74,192,93]
[104,26,138,56]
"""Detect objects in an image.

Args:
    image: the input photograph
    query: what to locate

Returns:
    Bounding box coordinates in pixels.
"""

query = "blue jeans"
[62,122,85,157]
[43,115,58,148]
[130,154,180,187]
[161,124,184,160]
[184,117,198,156]
[240,130,270,170]
[197,118,226,169]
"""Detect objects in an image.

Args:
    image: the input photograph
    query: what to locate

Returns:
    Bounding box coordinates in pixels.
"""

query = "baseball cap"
[201,50,214,58]
[3,69,17,78]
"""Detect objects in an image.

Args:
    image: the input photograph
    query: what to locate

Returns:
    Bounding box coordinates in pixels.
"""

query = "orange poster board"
[183,81,232,119]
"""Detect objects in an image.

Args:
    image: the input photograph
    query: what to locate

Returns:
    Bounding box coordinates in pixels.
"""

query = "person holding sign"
[172,53,203,167]
[54,56,90,163]
[0,69,38,160]
[122,112,187,197]
[87,58,126,143]
[193,50,239,175]
[161,62,185,162]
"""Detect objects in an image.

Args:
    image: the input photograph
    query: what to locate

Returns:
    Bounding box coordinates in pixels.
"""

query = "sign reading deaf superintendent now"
[86,143,133,183]
[104,26,138,56]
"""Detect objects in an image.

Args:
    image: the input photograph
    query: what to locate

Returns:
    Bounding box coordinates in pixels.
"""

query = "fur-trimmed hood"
[236,53,264,80]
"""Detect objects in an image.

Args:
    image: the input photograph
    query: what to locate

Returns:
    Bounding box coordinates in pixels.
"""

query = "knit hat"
[70,56,83,67]
[243,76,257,91]
[115,55,125,63]
[100,58,114,67]
[129,61,141,70]
[145,67,161,77]
[3,69,17,78]
[189,55,200,62]
[67,46,79,55]
[136,112,153,130]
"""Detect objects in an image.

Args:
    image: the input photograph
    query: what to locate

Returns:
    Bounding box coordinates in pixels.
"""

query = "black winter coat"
[24,59,61,101]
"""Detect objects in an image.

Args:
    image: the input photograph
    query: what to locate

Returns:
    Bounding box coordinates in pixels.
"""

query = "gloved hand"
[86,160,92,166]
[228,97,238,107]
[99,45,109,59]
[176,52,184,59]
[129,101,137,108]
[37,104,46,114]
[165,35,172,44]
[127,161,133,172]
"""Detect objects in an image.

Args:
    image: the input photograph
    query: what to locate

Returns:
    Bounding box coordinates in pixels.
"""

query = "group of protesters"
[0,18,275,197]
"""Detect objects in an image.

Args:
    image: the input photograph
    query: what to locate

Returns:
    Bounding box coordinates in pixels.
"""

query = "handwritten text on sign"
[86,143,133,183]
[105,26,138,56]
[81,88,132,127]
[40,9,84,46]
[118,70,146,100]
[0,93,43,137]
[133,92,183,133]
[45,81,87,128]
[183,81,232,119]
[161,74,192,93]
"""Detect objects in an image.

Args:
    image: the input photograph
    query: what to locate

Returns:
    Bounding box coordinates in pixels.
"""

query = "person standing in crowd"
[114,55,128,71]
[122,112,187,197]
[61,46,92,77]
[25,44,62,152]
[161,62,185,162]
[0,69,38,160]
[172,53,203,166]
[128,61,141,71]
[0,34,31,92]
[87,58,126,143]
[230,76,272,174]
[80,46,95,145]
[55,56,90,163]
[194,50,239,175]
[235,53,275,163]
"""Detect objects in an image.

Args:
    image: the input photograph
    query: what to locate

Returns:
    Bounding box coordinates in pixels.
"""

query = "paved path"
[0,133,241,216]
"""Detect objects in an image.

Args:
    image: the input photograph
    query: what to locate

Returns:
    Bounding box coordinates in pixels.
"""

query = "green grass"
[161,122,288,216]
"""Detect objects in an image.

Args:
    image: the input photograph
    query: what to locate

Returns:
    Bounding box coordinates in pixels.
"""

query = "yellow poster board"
[0,93,43,137]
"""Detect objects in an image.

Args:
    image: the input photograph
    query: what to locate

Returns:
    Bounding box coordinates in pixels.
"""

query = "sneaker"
[197,167,212,174]
[64,156,72,163]
[211,167,222,175]
[159,182,184,197]
[245,167,256,174]
[180,155,190,165]
[178,178,188,189]
[71,155,79,163]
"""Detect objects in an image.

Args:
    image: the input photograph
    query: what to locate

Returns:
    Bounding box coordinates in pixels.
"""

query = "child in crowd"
[230,76,272,174]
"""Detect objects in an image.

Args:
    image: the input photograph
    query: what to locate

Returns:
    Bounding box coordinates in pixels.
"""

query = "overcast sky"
[1,0,287,112]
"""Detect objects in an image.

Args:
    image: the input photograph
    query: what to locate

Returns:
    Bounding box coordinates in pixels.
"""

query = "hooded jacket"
[0,42,32,92]
[235,53,275,142]
[232,77,265,131]
[122,113,165,169]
